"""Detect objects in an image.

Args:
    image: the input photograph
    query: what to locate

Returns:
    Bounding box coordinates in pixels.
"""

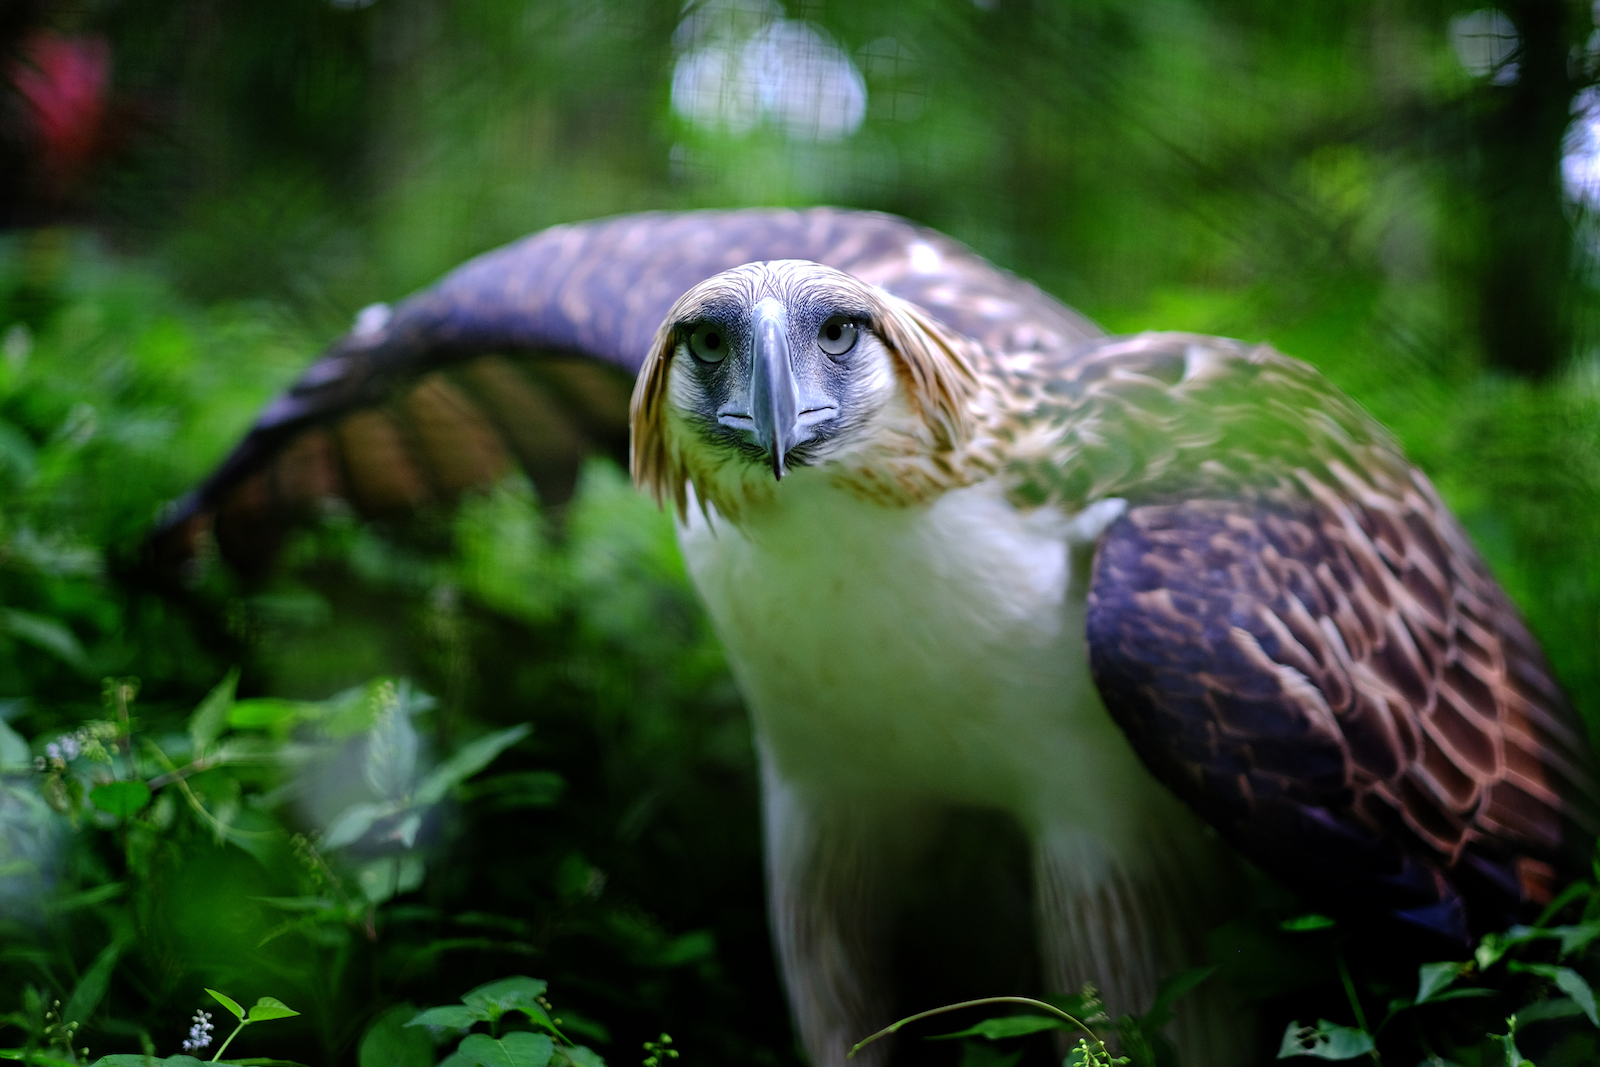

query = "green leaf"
[390,811,423,848]
[359,1003,433,1067]
[1518,996,1587,1025]
[1279,914,1336,932]
[1501,925,1560,949]
[208,988,247,1020]
[1276,1019,1374,1060]
[190,667,239,756]
[1509,962,1600,1025]
[0,417,36,478]
[1417,988,1495,1003]
[228,699,305,734]
[0,609,88,672]
[90,779,151,818]
[351,853,424,905]
[406,1004,482,1030]
[1415,961,1470,1004]
[249,896,337,913]
[91,1058,210,1066]
[1476,932,1511,971]
[415,725,532,806]
[247,996,301,1021]
[364,698,419,801]
[1552,968,1598,1026]
[0,717,30,769]
[322,802,390,850]
[930,1015,1073,1041]
[455,1032,554,1067]
[462,977,549,1020]
[459,771,566,811]
[63,938,123,1026]
[455,975,562,1035]
[557,1047,606,1067]
[1555,922,1600,958]
[45,881,125,915]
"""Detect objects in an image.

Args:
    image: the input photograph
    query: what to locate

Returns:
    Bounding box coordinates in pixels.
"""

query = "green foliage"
[403,977,603,1067]
[640,1034,677,1067]
[853,992,1132,1067]
[932,1016,1073,1042]
[358,1004,432,1067]
[1276,1019,1375,1061]
[1063,1042,1129,1067]
[0,236,765,1059]
[5,3,1600,1065]
[198,990,302,1062]
[880,882,1600,1066]
[1245,892,1600,1065]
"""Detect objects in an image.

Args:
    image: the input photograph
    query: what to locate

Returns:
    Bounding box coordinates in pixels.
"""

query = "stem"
[1334,947,1380,1066]
[146,753,225,789]
[113,679,132,760]
[141,739,276,841]
[848,996,1101,1060]
[211,1019,248,1062]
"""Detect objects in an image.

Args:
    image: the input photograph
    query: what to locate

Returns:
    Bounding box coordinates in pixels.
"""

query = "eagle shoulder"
[1063,334,1598,943]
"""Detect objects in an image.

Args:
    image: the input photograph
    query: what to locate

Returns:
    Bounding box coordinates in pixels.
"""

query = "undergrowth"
[2,184,1600,1066]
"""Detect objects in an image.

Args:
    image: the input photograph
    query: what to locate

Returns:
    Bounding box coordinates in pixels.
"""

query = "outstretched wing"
[1065,333,1598,945]
[147,207,1101,578]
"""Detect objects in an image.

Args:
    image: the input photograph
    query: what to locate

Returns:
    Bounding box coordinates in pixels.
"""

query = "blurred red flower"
[10,31,110,189]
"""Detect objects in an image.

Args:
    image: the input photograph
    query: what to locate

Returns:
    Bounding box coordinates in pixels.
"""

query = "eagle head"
[630,259,981,519]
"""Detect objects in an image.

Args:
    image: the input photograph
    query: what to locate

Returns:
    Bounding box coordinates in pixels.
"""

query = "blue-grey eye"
[817,316,858,357]
[688,322,727,363]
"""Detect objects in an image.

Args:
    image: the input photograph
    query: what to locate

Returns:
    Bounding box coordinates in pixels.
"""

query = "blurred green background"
[3,1,1600,1064]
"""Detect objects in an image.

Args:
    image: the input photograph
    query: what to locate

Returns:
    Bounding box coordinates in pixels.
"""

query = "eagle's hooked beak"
[749,297,799,479]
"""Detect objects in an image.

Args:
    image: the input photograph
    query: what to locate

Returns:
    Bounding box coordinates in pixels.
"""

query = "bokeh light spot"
[671,0,866,142]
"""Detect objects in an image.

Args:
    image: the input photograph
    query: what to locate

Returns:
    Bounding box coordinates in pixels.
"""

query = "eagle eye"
[817,316,858,357]
[687,322,727,363]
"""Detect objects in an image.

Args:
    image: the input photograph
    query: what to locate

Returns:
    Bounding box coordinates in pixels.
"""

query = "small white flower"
[181,1010,214,1053]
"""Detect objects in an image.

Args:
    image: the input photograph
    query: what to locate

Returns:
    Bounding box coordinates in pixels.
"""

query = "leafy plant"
[398,977,605,1067]
[848,989,1137,1067]
[1265,886,1600,1065]
[201,990,301,1063]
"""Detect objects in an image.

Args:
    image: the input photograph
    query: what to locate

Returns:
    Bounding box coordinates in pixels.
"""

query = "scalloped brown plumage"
[1061,335,1598,943]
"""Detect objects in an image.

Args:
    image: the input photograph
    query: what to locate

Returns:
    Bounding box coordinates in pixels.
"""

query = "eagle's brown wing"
[1070,334,1597,945]
[146,207,1101,579]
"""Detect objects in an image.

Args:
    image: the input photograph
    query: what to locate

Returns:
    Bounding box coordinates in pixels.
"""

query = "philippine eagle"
[148,209,1598,1066]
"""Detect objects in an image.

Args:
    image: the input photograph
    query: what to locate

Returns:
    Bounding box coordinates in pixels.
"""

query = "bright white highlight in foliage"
[181,1010,214,1053]
[1449,9,1520,84]
[1448,8,1600,214]
[671,0,866,142]
[1565,88,1600,211]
